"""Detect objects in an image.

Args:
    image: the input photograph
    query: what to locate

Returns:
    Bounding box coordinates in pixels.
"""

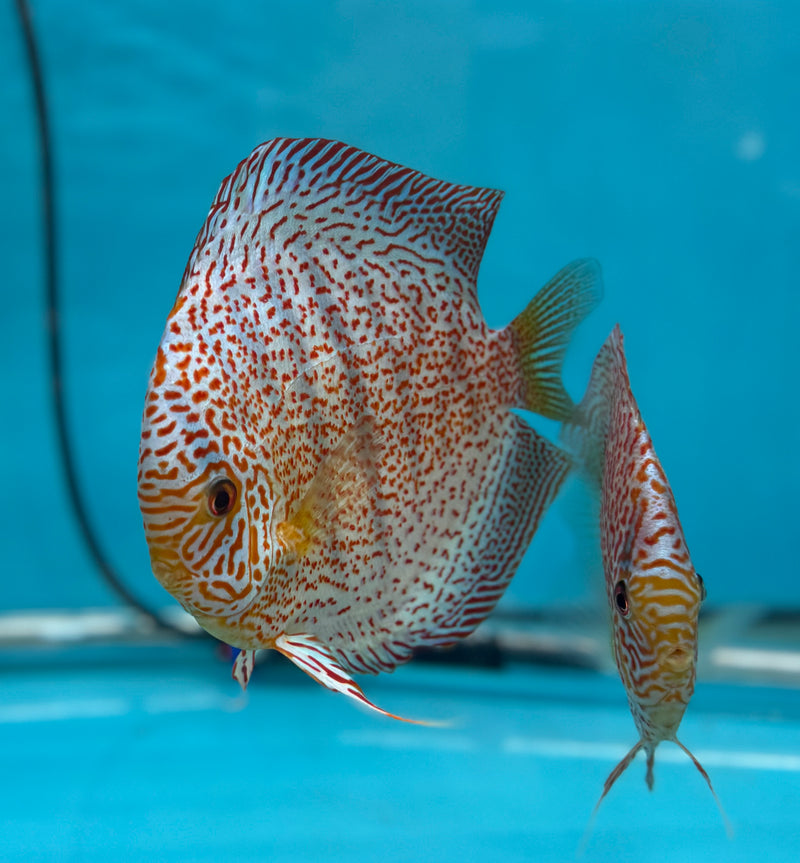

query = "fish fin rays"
[232,648,256,690]
[674,738,734,838]
[231,635,443,725]
[553,470,607,617]
[599,740,644,804]
[416,414,571,647]
[204,137,503,284]
[578,740,644,857]
[275,633,445,725]
[509,258,604,421]
[279,416,382,557]
[560,323,625,487]
[580,737,733,855]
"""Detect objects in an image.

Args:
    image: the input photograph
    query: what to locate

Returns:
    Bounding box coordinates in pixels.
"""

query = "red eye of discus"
[208,478,237,517]
[614,580,630,617]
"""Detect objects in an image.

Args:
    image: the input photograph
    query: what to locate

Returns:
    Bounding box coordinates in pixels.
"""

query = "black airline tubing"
[13,0,201,638]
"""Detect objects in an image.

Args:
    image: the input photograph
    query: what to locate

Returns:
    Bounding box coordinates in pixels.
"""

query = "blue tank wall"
[2,0,798,612]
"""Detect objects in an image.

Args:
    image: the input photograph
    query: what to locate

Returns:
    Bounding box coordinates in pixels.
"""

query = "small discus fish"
[137,137,602,720]
[563,325,729,829]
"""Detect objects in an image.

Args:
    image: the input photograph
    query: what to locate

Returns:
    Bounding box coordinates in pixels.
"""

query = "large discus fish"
[563,325,727,824]
[138,137,601,720]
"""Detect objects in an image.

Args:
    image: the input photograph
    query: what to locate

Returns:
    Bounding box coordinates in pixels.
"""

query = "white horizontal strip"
[339,729,477,752]
[0,698,130,724]
[503,736,800,772]
[0,691,237,724]
[710,646,800,674]
[340,731,800,772]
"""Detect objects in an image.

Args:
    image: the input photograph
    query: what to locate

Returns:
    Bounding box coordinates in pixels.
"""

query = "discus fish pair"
[137,138,720,815]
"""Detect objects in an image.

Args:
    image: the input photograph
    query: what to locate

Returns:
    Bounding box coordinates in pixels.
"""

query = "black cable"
[13,0,199,637]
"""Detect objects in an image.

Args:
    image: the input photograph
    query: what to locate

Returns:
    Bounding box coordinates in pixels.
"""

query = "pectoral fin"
[275,632,442,725]
[276,416,382,558]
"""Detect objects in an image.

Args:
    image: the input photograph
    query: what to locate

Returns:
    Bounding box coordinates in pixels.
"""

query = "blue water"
[2,1,799,861]
[3,0,798,611]
[3,646,800,863]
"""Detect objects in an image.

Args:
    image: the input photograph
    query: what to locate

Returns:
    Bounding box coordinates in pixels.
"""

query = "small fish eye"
[614,580,630,616]
[207,478,237,517]
[696,571,707,601]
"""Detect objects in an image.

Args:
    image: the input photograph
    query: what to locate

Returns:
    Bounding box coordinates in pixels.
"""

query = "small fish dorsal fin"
[194,137,503,286]
[560,323,626,486]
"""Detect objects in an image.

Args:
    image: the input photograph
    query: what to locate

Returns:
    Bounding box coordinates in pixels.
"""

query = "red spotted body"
[138,137,601,719]
[563,325,727,824]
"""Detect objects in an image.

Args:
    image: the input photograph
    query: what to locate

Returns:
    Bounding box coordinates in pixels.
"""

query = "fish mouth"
[663,645,694,674]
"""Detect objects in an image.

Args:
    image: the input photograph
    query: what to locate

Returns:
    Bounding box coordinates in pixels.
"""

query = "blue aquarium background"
[2,2,799,862]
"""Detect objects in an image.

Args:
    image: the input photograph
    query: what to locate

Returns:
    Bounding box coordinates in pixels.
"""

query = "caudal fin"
[509,258,603,421]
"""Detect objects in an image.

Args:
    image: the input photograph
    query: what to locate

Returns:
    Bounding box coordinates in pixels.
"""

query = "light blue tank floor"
[2,643,799,863]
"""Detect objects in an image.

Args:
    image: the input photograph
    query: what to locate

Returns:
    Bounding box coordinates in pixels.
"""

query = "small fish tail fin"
[560,323,626,488]
[509,258,603,421]
[675,738,734,838]
[274,633,447,726]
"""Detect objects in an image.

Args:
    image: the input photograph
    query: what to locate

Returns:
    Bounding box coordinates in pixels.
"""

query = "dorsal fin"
[191,137,503,285]
[560,324,626,486]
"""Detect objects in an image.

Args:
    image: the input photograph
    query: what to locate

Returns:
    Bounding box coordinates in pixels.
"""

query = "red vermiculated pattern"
[138,138,598,696]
